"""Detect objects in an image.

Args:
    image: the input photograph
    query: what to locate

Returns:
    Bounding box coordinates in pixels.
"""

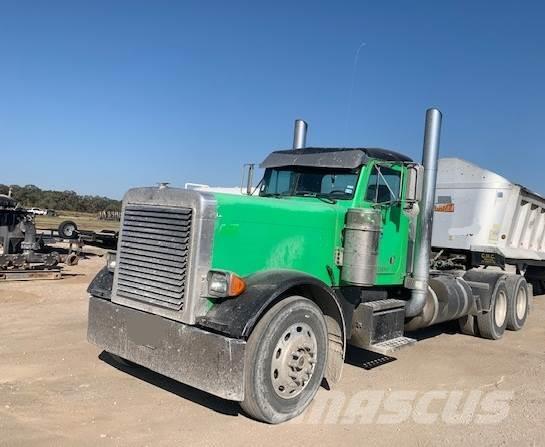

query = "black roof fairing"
[260,147,412,170]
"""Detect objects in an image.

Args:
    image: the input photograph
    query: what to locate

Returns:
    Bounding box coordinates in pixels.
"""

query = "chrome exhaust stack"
[292,119,308,149]
[406,108,442,317]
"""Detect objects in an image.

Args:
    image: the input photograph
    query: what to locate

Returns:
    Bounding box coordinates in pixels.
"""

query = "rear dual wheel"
[241,296,328,424]
[505,276,530,331]
[475,276,530,339]
[476,279,509,340]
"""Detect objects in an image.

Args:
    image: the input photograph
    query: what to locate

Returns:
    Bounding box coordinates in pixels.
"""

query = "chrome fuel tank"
[341,208,382,286]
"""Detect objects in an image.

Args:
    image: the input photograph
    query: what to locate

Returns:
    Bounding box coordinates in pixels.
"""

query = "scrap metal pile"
[1,194,119,280]
[0,194,63,280]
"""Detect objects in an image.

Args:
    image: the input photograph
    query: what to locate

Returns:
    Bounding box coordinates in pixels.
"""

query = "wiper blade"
[293,191,317,197]
[317,196,337,204]
[293,191,337,204]
[260,192,289,198]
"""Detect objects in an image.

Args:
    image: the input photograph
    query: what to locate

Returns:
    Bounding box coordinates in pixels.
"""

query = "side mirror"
[405,164,424,206]
[240,163,255,195]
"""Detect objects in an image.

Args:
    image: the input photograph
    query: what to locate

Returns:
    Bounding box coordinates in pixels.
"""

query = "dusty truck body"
[87,109,533,423]
[432,157,545,293]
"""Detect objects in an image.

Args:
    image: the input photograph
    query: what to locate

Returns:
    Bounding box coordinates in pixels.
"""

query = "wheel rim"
[494,289,508,327]
[516,286,528,320]
[270,322,317,400]
[64,224,75,237]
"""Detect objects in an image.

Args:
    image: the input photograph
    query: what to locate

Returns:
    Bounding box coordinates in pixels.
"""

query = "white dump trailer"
[432,157,545,292]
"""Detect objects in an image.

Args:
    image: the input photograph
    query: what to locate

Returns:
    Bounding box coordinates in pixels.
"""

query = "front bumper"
[87,296,246,401]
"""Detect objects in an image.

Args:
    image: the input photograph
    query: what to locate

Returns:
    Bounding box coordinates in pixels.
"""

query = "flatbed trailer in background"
[40,220,119,250]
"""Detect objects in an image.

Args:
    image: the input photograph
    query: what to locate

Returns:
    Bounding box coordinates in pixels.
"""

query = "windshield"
[260,167,359,199]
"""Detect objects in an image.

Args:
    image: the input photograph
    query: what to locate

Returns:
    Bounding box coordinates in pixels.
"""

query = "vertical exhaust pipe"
[293,119,308,149]
[406,108,442,317]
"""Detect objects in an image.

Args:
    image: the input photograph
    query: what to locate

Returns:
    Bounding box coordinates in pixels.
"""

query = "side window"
[365,166,401,203]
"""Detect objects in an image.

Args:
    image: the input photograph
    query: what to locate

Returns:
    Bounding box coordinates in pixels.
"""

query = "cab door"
[363,162,409,285]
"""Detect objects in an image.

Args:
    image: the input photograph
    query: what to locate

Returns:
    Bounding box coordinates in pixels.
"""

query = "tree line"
[0,184,121,213]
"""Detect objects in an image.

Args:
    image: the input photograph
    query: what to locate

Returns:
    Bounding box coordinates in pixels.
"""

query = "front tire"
[240,296,328,424]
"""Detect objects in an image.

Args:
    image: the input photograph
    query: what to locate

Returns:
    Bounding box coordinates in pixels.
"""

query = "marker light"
[106,251,117,272]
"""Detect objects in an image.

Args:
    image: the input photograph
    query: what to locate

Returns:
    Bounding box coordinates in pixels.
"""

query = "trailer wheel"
[477,278,508,340]
[58,220,78,239]
[506,276,529,331]
[240,296,328,424]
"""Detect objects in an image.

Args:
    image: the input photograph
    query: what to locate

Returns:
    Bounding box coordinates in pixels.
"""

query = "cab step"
[350,299,414,353]
[365,336,416,355]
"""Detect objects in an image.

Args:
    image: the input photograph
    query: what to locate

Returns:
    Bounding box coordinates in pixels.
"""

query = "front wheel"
[240,296,328,424]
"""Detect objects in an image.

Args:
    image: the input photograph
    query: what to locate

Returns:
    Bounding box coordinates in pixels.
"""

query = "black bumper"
[87,296,246,401]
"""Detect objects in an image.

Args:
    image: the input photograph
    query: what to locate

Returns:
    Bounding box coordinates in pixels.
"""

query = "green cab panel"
[357,161,411,286]
[209,161,411,291]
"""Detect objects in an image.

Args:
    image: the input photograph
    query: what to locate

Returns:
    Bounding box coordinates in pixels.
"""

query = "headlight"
[106,251,117,272]
[207,270,246,298]
[209,271,229,295]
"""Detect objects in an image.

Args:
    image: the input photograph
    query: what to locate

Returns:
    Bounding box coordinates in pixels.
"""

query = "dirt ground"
[1,250,544,446]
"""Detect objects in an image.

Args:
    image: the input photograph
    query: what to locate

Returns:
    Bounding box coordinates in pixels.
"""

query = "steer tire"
[240,296,328,424]
[506,276,530,331]
[477,278,508,340]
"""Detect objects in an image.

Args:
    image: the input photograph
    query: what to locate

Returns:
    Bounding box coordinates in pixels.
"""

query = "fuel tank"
[404,273,474,331]
[341,208,382,286]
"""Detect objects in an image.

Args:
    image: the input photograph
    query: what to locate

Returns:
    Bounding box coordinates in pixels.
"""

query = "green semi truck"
[87,108,532,423]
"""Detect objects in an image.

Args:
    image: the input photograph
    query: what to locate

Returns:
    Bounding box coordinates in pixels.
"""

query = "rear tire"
[240,296,328,424]
[506,276,529,331]
[477,278,508,340]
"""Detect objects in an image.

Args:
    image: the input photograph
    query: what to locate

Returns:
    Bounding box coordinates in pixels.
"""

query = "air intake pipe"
[405,108,442,317]
[293,119,308,149]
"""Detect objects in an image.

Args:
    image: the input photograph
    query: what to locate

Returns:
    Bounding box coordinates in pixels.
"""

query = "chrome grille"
[116,204,192,311]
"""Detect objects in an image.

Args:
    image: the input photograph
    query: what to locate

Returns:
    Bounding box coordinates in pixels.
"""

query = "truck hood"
[214,193,345,227]
[210,193,347,284]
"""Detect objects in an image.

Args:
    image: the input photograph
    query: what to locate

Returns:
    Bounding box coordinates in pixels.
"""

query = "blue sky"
[0,1,544,198]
